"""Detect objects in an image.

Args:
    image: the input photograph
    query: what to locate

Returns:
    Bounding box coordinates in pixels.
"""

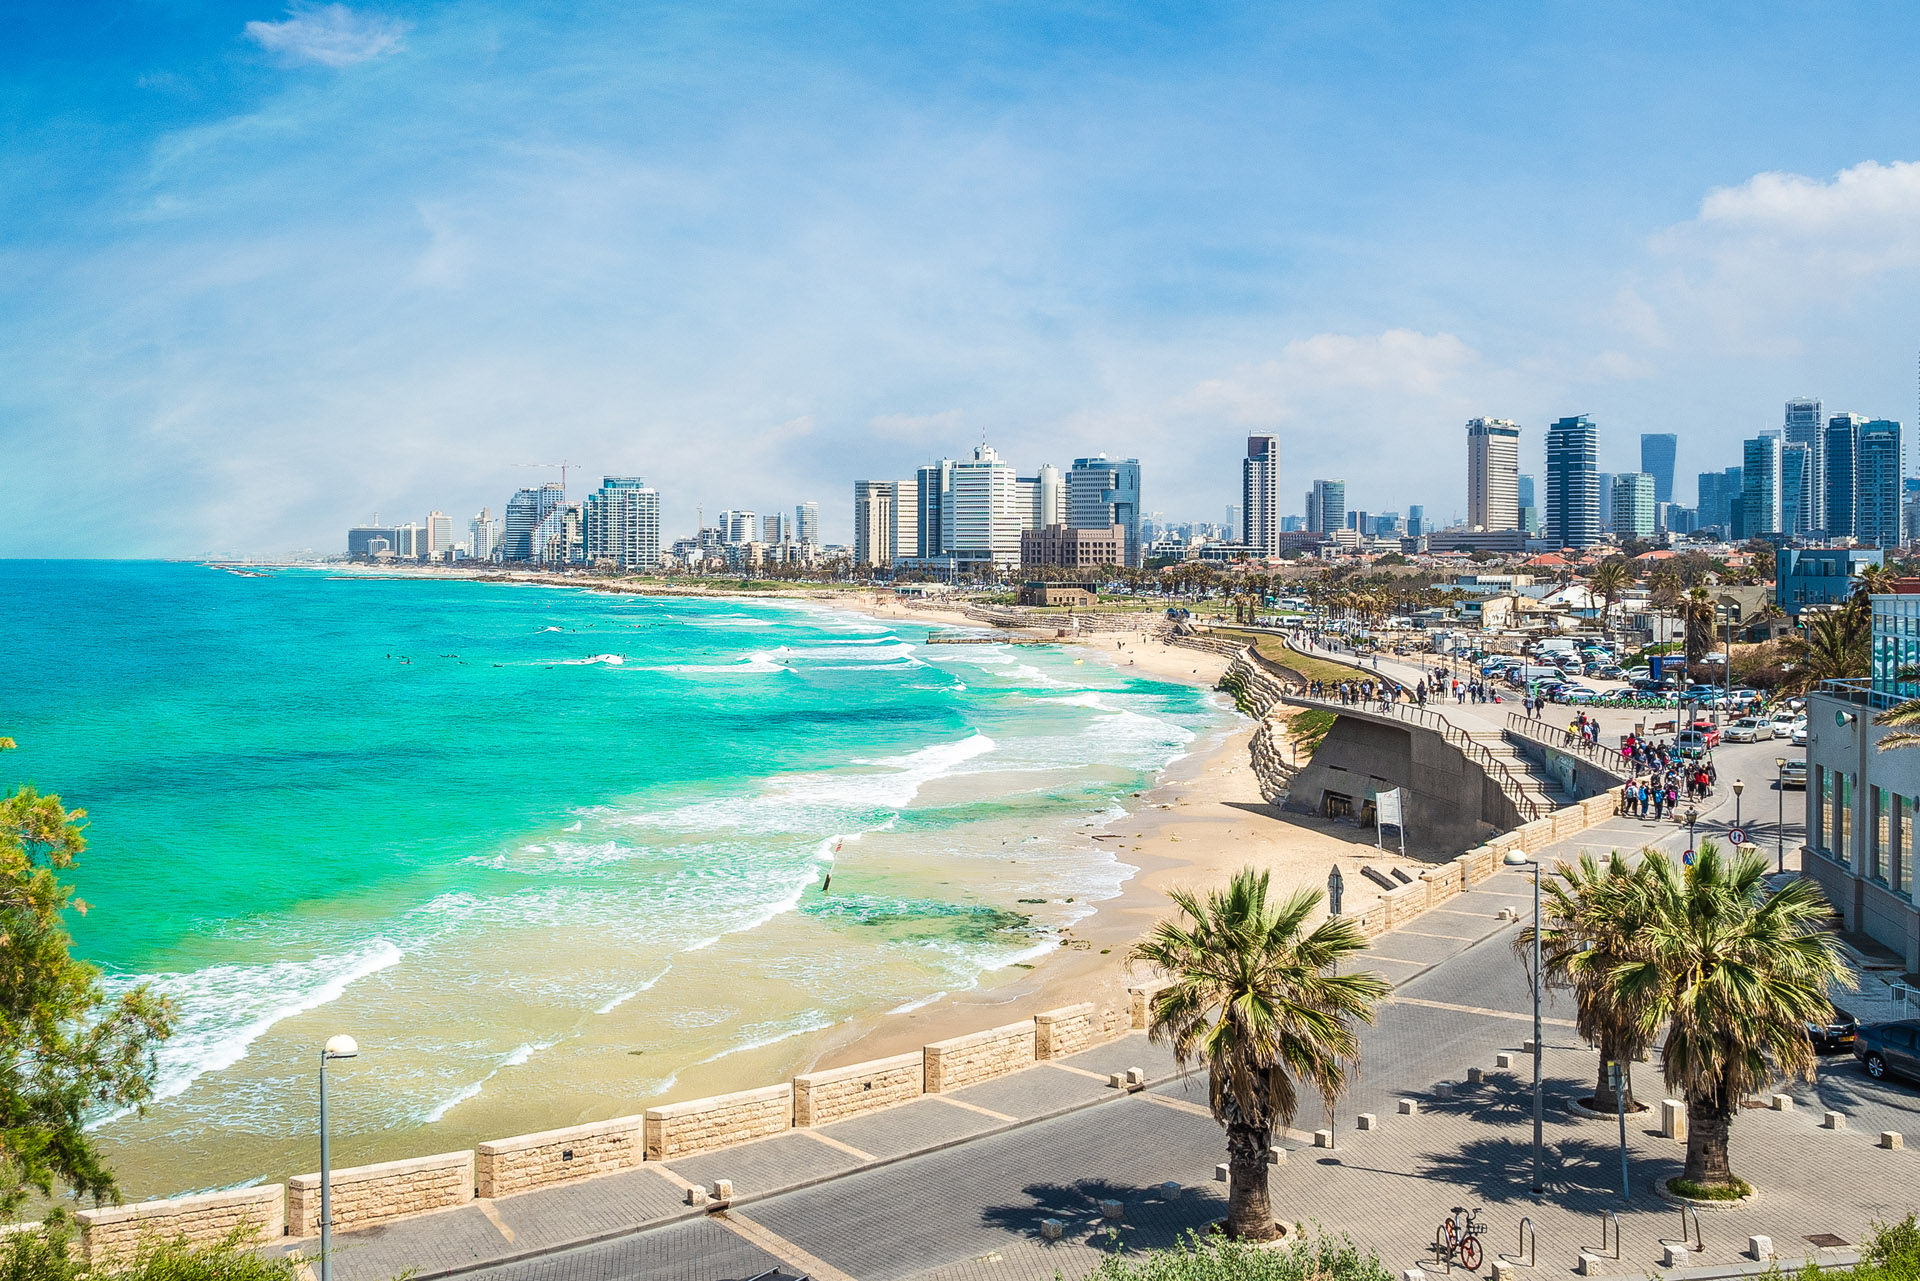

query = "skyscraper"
[503,484,565,561]
[1785,398,1824,527]
[795,502,820,549]
[1741,435,1783,538]
[1610,472,1656,540]
[1242,436,1280,555]
[1857,419,1904,547]
[1782,443,1813,535]
[1406,504,1426,537]
[942,444,1020,568]
[469,507,496,561]
[1639,434,1678,506]
[1826,414,1864,537]
[1308,480,1347,538]
[583,476,661,568]
[1465,418,1521,531]
[1017,463,1066,531]
[1066,455,1142,566]
[763,512,788,545]
[915,460,954,558]
[1597,473,1615,533]
[853,480,897,565]
[1544,415,1601,548]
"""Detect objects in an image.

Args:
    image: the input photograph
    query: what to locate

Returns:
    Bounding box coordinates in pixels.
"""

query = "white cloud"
[1661,159,1920,280]
[244,4,409,68]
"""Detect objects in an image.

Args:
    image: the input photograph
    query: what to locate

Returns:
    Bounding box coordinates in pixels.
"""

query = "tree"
[1129,870,1388,1239]
[0,755,175,1217]
[1519,853,1656,1113]
[1681,587,1717,665]
[1587,560,1634,642]
[1777,607,1868,695]
[1612,843,1847,1194]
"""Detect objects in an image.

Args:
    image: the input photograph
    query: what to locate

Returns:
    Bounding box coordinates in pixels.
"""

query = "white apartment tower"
[582,477,660,568]
[1465,418,1522,531]
[1242,435,1280,555]
[469,508,496,561]
[853,481,897,566]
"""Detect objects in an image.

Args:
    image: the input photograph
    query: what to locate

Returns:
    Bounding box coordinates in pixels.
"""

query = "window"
[1905,796,1919,901]
[1817,766,1831,855]
[1873,788,1892,882]
[1837,772,1854,867]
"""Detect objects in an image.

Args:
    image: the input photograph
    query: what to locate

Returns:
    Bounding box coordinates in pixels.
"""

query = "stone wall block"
[1034,1003,1096,1060]
[475,1116,643,1199]
[79,1187,286,1265]
[643,1084,793,1161]
[792,1053,924,1127]
[924,1021,1036,1093]
[287,1151,474,1237]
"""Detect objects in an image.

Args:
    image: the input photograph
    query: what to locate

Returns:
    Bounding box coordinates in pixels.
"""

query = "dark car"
[1809,1006,1858,1053]
[1854,1020,1920,1082]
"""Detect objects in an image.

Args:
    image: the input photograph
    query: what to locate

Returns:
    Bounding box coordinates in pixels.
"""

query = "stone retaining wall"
[644,1083,793,1161]
[79,1186,285,1264]
[924,1021,1036,1092]
[793,1052,925,1127]
[475,1115,643,1199]
[1034,1003,1096,1060]
[288,1151,474,1237]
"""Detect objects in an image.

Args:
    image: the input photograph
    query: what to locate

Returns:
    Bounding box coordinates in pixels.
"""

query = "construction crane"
[516,461,574,494]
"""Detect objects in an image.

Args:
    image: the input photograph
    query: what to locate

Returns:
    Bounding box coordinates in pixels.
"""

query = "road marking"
[1043,1061,1112,1081]
[1393,929,1479,941]
[795,1128,874,1161]
[1360,952,1430,964]
[926,1093,1016,1122]
[1392,996,1578,1028]
[716,1210,860,1281]
[642,1161,700,1192]
[1142,1091,1213,1118]
[474,1199,515,1244]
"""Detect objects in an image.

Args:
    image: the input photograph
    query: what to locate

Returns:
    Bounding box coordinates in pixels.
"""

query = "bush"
[0,1223,300,1281]
[1852,1214,1920,1281]
[1083,1228,1394,1281]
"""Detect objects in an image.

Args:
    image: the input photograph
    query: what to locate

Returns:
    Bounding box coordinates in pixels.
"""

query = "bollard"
[1434,1082,1455,1099]
[1041,1218,1064,1241]
[1576,1253,1603,1276]
[1126,1067,1145,1086]
[1398,1098,1419,1115]
[1159,1181,1183,1200]
[1492,1262,1514,1281]
[1496,1052,1514,1069]
[1467,1066,1485,1084]
[1749,1235,1775,1261]
[1214,1164,1229,1182]
[1313,1129,1334,1148]
[1881,1131,1903,1150]
[1661,1099,1687,1142]
[1108,1072,1126,1089]
[1770,1094,1793,1111]
[711,1179,733,1202]
[1664,1245,1690,1268]
[1823,1110,1846,1130]
[684,1186,709,1207]
[1358,1113,1378,1131]
[1100,1200,1124,1221]
[1523,1039,1538,1055]
[1268,1145,1287,1165]
[1403,1270,1427,1281]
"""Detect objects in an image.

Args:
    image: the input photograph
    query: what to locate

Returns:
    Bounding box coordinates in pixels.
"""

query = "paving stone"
[663,1132,861,1198]
[946,1063,1109,1118]
[817,1095,999,1159]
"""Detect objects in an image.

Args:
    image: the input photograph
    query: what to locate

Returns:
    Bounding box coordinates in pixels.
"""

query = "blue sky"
[6,1,1920,555]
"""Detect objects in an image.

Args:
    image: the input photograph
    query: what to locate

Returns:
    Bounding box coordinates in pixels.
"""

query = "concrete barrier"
[644,1084,793,1161]
[925,1020,1035,1092]
[79,1187,285,1264]
[793,1052,924,1127]
[289,1151,474,1237]
[1661,1099,1687,1142]
[1034,1003,1096,1060]
[475,1115,643,1198]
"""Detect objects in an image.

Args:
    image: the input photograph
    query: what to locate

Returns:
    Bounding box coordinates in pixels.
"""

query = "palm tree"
[1777,606,1868,695]
[1681,587,1718,666]
[1518,852,1656,1114]
[1588,559,1634,643]
[1130,870,1389,1239]
[1612,844,1849,1193]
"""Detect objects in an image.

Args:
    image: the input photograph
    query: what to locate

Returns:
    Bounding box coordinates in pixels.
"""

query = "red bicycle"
[1438,1205,1488,1270]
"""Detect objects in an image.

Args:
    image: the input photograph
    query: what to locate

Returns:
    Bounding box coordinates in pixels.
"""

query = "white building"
[1465,418,1521,531]
[583,477,661,568]
[469,508,497,561]
[945,444,1021,568]
[1017,463,1065,531]
[1243,436,1280,554]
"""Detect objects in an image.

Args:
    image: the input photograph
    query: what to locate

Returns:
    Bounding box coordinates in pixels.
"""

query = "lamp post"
[1503,849,1545,1199]
[319,1035,359,1281]
[1775,756,1788,872]
[1684,807,1699,861]
[1733,777,1745,830]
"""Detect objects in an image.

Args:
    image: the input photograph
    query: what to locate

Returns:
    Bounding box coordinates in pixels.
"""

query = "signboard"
[1375,788,1403,829]
[1728,827,1747,845]
[1649,655,1669,680]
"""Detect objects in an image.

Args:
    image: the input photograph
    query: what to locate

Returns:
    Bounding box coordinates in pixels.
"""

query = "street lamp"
[319,1035,359,1281]
[1733,777,1745,829]
[1684,806,1699,862]
[1503,849,1545,1199]
[1775,756,1788,873]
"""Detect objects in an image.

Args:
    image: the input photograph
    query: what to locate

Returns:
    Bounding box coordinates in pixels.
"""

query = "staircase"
[1462,729,1571,813]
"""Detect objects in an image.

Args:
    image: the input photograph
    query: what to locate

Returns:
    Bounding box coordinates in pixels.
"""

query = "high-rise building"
[1826,414,1865,537]
[425,511,454,560]
[469,508,497,561]
[1308,480,1347,538]
[1516,474,1535,509]
[1066,455,1142,567]
[1782,443,1813,535]
[1640,434,1678,506]
[1611,472,1656,540]
[914,461,952,558]
[719,510,758,544]
[1741,436,1783,537]
[1407,505,1426,537]
[1785,398,1824,527]
[504,484,565,561]
[529,502,582,564]
[1242,436,1280,555]
[1544,415,1601,548]
[1017,464,1066,533]
[1857,419,1904,547]
[763,512,788,545]
[853,481,898,565]
[583,476,661,568]
[1597,473,1616,532]
[795,502,820,549]
[939,444,1021,568]
[1465,418,1521,531]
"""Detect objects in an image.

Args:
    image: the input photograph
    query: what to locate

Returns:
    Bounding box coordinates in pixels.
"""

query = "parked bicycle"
[1438,1205,1490,1270]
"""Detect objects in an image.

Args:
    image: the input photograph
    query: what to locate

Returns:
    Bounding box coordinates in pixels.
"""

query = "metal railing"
[1506,1217,1536,1269]
[1505,712,1632,779]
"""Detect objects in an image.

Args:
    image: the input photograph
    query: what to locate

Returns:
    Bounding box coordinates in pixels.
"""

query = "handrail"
[1505,713,1633,779]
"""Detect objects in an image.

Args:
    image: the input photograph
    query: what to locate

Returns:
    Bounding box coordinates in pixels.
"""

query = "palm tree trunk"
[1589,1032,1639,1113]
[1224,1119,1278,1239]
[1681,1087,1736,1187]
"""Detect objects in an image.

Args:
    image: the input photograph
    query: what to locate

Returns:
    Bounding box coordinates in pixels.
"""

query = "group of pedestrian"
[1617,730,1717,819]
[1564,711,1602,748]
[1421,665,1496,704]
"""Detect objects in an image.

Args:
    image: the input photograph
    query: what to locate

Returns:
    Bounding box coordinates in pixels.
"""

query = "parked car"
[1855,1020,1920,1082]
[1811,1006,1860,1053]
[1562,687,1605,704]
[1792,721,1809,746]
[1597,665,1626,680]
[1769,709,1801,730]
[1625,666,1652,681]
[1677,729,1713,752]
[1780,759,1808,789]
[1725,717,1774,742]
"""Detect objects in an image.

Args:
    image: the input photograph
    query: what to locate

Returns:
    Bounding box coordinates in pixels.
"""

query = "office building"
[1308,480,1347,538]
[1465,418,1521,531]
[1016,464,1066,534]
[764,512,789,546]
[1516,473,1535,510]
[795,502,820,549]
[1610,472,1655,540]
[1696,466,1743,533]
[1544,415,1602,548]
[426,511,454,560]
[1066,456,1142,566]
[1786,398,1824,525]
[582,476,661,568]
[915,460,954,559]
[906,443,1021,571]
[1242,436,1281,555]
[1640,434,1678,506]
[719,510,758,545]
[1858,419,1904,547]
[1407,505,1426,537]
[1826,414,1864,537]
[1020,524,1125,570]
[347,525,398,557]
[1783,443,1813,535]
[504,484,565,562]
[1598,473,1616,532]
[469,508,497,561]
[1741,434,1783,538]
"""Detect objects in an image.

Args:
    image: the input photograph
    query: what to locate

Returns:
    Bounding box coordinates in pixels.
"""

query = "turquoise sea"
[0,561,1231,1194]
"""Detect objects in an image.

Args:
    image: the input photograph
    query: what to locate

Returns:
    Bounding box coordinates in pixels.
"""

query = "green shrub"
[1666,1176,1752,1201]
[1083,1228,1394,1281]
[0,1223,300,1281]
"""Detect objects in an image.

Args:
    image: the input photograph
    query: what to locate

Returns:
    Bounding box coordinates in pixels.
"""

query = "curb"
[1653,1177,1759,1212]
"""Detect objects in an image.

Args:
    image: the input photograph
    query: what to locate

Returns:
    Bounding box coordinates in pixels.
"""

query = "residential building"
[582,476,661,568]
[425,511,454,560]
[1783,442,1814,535]
[720,510,758,544]
[1640,433,1678,505]
[795,502,820,549]
[1597,473,1615,532]
[763,512,788,546]
[1786,398,1825,525]
[469,508,497,561]
[1020,523,1125,570]
[1857,419,1904,548]
[1826,413,1864,537]
[1242,436,1281,555]
[1696,466,1743,533]
[1425,528,1527,555]
[1066,455,1142,566]
[1308,480,1346,538]
[504,484,565,562]
[1544,415,1601,548]
[1465,417,1521,531]
[854,480,900,566]
[915,461,954,559]
[1018,464,1066,533]
[529,502,582,564]
[1741,434,1783,537]
[1610,471,1655,540]
[1775,546,1882,616]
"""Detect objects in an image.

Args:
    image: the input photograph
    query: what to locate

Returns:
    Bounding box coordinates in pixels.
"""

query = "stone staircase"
[1462,729,1571,812]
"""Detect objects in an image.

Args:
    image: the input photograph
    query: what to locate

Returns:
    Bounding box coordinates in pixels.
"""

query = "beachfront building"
[1021,523,1125,570]
[583,476,661,568]
[1465,418,1520,531]
[895,445,1022,575]
[1544,415,1601,549]
[1243,435,1280,555]
[853,480,907,566]
[504,484,566,562]
[426,511,455,560]
[795,502,820,549]
[347,525,398,557]
[1066,455,1142,567]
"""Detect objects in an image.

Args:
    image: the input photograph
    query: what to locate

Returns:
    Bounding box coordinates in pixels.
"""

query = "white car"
[1725,717,1773,743]
[1792,720,1809,746]
[1769,709,1799,730]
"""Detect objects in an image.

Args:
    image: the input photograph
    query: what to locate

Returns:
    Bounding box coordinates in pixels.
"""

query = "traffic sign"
[1728,827,1747,845]
[1682,848,1696,865]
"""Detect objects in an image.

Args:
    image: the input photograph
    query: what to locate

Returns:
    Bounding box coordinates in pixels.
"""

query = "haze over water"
[0,562,1231,1195]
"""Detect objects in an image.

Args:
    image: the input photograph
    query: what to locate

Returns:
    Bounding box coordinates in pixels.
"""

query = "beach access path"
[290,765,1920,1281]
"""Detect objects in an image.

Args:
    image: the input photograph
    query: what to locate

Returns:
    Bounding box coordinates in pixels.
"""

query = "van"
[1509,665,1566,685]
